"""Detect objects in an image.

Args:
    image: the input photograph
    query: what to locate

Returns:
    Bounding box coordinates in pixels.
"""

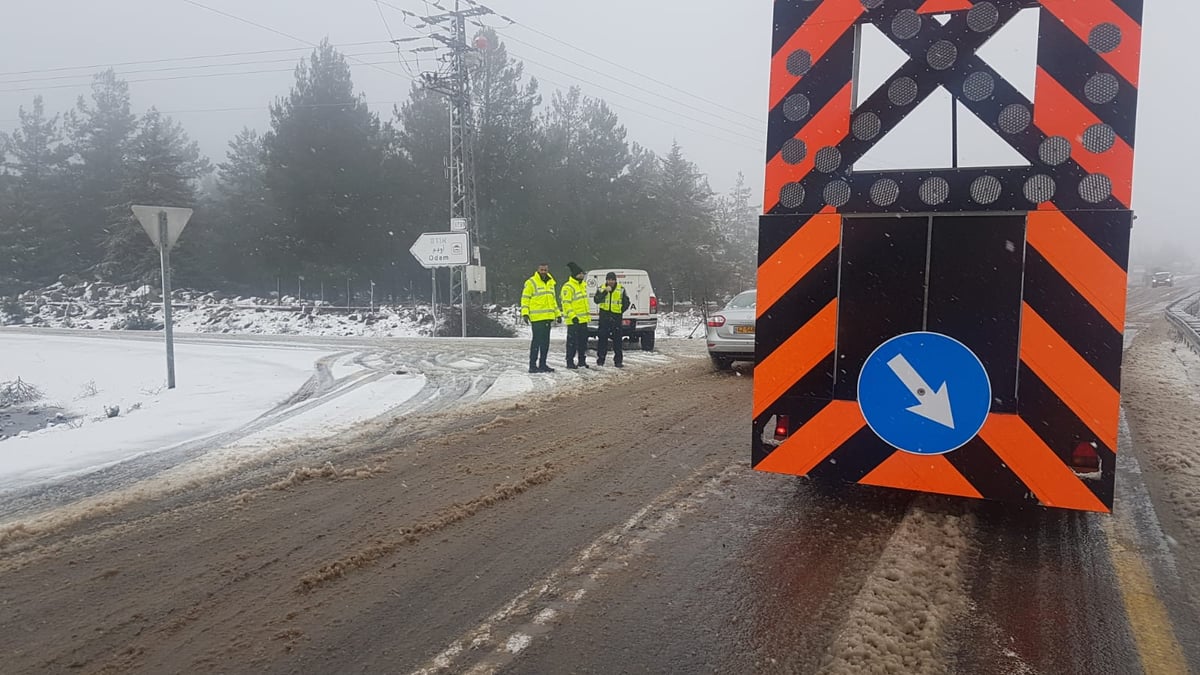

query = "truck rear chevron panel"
[754,0,1144,512]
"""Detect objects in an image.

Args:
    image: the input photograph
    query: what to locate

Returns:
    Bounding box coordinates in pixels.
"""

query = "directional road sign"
[857,332,991,455]
[132,205,193,250]
[409,231,470,269]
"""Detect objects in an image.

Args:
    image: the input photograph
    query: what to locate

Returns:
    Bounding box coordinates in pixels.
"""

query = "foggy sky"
[0,1,1195,261]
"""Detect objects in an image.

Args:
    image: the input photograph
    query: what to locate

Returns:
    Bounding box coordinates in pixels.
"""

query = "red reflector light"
[707,315,726,327]
[1070,441,1100,473]
[774,415,790,440]
[649,296,658,314]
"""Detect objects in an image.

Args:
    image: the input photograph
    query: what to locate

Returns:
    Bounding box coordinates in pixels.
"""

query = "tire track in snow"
[408,458,736,675]
[817,503,978,675]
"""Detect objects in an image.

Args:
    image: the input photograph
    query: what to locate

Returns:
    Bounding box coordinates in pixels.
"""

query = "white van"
[585,268,658,351]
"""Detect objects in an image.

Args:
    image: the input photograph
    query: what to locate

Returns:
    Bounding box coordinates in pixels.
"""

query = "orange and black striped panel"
[753,0,1143,512]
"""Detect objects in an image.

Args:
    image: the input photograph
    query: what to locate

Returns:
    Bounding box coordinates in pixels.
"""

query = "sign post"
[132,205,193,389]
[410,232,470,337]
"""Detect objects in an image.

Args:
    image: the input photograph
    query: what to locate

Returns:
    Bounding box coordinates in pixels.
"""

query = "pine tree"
[715,172,759,287]
[471,29,542,293]
[192,128,280,286]
[532,87,631,278]
[654,141,725,300]
[1,96,71,286]
[97,108,210,281]
[66,69,138,273]
[263,39,390,282]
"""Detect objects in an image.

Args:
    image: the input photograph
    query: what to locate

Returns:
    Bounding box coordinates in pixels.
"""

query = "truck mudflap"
[752,0,1144,513]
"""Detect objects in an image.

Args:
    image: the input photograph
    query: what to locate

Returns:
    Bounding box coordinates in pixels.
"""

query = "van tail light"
[649,296,658,314]
[1069,441,1101,474]
[707,315,726,327]
[774,415,790,441]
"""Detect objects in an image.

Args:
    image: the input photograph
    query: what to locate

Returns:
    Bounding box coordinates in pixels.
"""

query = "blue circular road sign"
[857,332,991,455]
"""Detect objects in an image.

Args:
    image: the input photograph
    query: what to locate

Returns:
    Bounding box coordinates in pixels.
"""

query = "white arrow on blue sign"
[857,332,991,455]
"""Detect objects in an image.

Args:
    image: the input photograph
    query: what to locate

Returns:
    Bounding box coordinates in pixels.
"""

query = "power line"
[0,40,394,79]
[466,0,763,125]
[529,70,763,152]
[0,60,408,95]
[490,26,763,135]
[375,0,762,142]
[510,50,762,144]
[179,0,411,82]
[0,50,400,87]
[0,99,406,128]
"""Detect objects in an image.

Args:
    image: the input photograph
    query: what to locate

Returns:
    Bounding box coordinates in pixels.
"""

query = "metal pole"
[158,211,176,390]
[346,278,351,311]
[370,281,375,313]
[460,267,467,338]
[431,268,438,336]
[951,98,959,169]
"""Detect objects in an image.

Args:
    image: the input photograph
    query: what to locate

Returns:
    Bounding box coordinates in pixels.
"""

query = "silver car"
[706,289,756,369]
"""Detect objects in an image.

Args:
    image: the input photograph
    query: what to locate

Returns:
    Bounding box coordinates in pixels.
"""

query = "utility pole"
[418,0,489,337]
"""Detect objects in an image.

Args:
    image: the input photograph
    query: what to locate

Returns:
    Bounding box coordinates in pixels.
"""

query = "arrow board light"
[132,205,194,250]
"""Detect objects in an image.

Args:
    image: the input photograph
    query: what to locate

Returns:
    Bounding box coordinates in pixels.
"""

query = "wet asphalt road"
[3,287,1200,673]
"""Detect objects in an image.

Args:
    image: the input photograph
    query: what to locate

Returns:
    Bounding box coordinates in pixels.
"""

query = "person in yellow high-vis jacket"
[594,271,630,368]
[521,263,561,373]
[561,262,591,369]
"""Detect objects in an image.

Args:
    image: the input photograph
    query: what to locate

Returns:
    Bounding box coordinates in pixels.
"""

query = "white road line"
[408,458,738,675]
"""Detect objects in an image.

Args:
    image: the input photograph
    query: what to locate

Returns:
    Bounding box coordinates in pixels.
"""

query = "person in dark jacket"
[594,271,630,368]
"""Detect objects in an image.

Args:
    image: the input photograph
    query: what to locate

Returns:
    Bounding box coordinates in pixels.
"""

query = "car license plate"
[734,325,755,334]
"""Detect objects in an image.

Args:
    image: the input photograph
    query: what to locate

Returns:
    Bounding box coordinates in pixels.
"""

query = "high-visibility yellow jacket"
[521,273,560,322]
[594,283,630,316]
[560,277,590,324]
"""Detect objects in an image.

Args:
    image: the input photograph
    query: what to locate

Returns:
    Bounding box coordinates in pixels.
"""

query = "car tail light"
[1069,441,1101,474]
[649,296,658,314]
[774,415,790,441]
[707,315,726,327]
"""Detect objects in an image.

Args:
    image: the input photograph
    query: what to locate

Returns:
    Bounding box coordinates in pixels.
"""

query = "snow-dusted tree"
[97,108,210,281]
[263,39,391,281]
[65,70,138,273]
[0,96,72,287]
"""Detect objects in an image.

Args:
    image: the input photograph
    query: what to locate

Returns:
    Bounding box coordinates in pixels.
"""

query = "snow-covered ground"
[1122,319,1200,557]
[1,280,708,341]
[0,333,427,490]
[0,326,705,502]
[0,281,709,505]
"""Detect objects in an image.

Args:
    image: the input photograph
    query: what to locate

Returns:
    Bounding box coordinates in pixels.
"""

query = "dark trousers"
[529,320,551,368]
[566,322,589,365]
[596,315,623,365]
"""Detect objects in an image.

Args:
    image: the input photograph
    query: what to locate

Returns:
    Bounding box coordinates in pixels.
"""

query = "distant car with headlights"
[1151,271,1174,288]
[706,289,756,370]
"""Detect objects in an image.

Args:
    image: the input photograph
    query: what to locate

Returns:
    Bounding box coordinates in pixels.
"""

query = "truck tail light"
[707,315,726,327]
[1069,441,1101,474]
[649,296,658,314]
[774,415,790,441]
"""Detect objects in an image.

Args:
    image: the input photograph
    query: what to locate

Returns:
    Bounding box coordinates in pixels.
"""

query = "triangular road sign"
[132,205,193,250]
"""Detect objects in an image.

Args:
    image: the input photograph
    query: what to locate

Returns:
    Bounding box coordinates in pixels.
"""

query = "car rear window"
[727,292,756,309]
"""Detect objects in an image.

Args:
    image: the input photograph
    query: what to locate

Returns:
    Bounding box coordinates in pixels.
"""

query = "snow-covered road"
[0,328,704,518]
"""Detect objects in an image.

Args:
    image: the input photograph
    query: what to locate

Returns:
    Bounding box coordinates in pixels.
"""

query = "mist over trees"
[0,35,757,303]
